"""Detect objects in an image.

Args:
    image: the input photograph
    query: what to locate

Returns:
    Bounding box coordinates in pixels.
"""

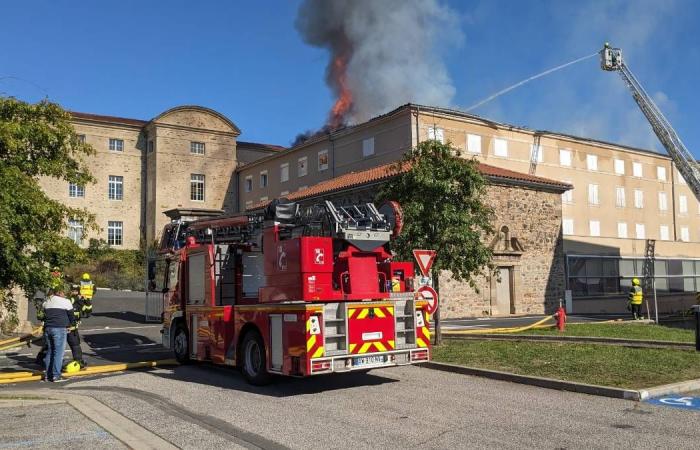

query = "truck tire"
[241,330,271,385]
[173,324,190,364]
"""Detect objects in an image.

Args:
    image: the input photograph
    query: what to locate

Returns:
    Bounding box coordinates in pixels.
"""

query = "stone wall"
[439,183,566,318]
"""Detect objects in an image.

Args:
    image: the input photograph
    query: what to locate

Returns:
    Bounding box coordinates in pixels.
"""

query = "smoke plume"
[295,0,459,128]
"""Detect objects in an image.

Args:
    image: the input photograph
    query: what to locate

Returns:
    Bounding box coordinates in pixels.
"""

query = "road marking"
[81,325,161,332]
[647,396,700,411]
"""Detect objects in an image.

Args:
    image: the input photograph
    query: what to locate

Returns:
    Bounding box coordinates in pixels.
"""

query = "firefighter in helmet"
[79,273,94,318]
[627,278,644,320]
[36,285,87,369]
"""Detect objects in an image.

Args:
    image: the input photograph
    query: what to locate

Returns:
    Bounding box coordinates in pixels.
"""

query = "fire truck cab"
[151,199,431,385]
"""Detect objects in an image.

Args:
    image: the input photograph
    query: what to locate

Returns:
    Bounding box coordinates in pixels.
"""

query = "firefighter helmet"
[82,273,90,281]
[64,360,81,374]
[632,278,640,286]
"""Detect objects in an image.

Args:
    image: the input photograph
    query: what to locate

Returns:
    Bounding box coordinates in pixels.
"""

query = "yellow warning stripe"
[307,334,316,352]
[312,347,324,358]
[417,338,428,348]
[358,342,373,354]
[374,341,387,352]
[374,308,386,318]
[423,327,431,340]
[388,340,395,349]
[357,309,370,319]
[349,343,357,353]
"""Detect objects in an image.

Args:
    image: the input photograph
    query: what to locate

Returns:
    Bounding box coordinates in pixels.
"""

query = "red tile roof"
[70,111,148,127]
[247,161,571,210]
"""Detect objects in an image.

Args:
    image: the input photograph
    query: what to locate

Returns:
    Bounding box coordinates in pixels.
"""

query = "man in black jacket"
[41,287,76,382]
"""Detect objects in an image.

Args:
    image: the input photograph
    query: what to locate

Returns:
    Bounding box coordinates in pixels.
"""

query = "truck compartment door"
[347,304,395,354]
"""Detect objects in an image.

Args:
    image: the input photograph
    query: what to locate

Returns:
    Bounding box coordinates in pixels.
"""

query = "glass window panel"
[669,277,684,293]
[569,258,587,277]
[682,260,695,276]
[655,278,669,293]
[603,278,620,294]
[570,278,587,297]
[586,277,603,295]
[667,260,683,276]
[683,277,695,292]
[696,261,700,273]
[602,259,618,276]
[634,259,646,275]
[619,259,636,277]
[620,278,632,291]
[585,259,602,277]
[654,260,667,276]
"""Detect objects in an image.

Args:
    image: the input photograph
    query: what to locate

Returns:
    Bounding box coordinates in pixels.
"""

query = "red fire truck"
[150,199,431,385]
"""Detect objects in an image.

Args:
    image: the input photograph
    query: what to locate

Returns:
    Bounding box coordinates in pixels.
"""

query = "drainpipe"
[670,163,677,241]
[413,106,421,148]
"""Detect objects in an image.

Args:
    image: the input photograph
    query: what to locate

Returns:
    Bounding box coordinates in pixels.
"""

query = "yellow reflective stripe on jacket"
[629,286,643,305]
[80,281,94,299]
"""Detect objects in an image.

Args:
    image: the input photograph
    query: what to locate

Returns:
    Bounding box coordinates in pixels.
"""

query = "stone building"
[37,102,700,317]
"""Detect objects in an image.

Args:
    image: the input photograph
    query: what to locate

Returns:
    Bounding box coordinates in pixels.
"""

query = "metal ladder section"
[528,133,542,175]
[643,239,656,320]
[322,298,418,356]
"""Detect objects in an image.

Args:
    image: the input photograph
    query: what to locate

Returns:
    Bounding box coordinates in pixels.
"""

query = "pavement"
[2,291,699,449]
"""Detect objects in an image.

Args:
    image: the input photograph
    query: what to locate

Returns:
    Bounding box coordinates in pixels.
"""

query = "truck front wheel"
[241,330,271,385]
[173,324,190,364]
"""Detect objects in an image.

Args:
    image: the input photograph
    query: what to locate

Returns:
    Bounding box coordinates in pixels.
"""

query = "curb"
[639,378,700,400]
[441,333,695,349]
[420,361,642,400]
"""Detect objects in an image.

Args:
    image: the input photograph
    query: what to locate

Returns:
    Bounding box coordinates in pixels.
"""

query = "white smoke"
[295,0,461,126]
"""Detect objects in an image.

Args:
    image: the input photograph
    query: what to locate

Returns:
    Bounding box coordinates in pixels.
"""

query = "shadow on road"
[90,311,147,323]
[148,363,399,397]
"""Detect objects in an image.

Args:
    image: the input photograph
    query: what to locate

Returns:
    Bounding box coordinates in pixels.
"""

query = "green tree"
[0,97,95,330]
[378,140,495,339]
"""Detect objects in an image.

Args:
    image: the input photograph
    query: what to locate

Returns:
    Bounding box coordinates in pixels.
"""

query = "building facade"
[41,103,700,316]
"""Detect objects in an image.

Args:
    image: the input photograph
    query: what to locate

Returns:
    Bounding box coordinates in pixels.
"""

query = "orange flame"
[329,54,352,128]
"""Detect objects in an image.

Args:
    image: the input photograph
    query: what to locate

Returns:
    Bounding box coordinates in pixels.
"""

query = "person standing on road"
[41,286,76,382]
[627,278,644,320]
[79,272,95,318]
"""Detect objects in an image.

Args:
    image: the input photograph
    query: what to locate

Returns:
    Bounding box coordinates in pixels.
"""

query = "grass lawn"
[517,322,695,342]
[432,340,700,389]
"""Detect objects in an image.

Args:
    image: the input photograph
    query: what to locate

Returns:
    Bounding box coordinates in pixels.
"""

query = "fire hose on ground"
[0,359,178,384]
[0,326,43,352]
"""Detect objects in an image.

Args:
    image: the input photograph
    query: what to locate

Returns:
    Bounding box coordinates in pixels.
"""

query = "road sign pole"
[433,272,441,346]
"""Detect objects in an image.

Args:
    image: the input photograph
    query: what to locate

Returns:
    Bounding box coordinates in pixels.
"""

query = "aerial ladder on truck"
[600,43,700,321]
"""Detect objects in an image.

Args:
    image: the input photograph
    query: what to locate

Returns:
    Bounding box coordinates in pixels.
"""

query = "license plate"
[353,355,387,367]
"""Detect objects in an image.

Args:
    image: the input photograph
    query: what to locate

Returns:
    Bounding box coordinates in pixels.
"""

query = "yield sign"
[413,249,436,277]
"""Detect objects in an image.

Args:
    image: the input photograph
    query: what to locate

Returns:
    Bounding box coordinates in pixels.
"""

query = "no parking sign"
[417,285,438,314]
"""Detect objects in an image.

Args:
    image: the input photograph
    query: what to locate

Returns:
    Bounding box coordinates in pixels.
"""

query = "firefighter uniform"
[79,273,95,318]
[628,278,644,320]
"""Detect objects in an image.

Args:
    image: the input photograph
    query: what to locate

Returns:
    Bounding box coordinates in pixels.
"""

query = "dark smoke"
[295,0,460,126]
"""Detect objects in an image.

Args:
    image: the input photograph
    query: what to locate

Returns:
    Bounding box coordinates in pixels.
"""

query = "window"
[634,189,644,209]
[77,134,86,143]
[559,149,571,167]
[68,219,83,245]
[530,144,543,163]
[190,174,205,201]
[680,227,690,242]
[108,175,123,200]
[586,154,598,171]
[109,138,124,152]
[617,222,628,238]
[298,157,308,177]
[679,195,688,214]
[588,184,599,205]
[658,192,668,211]
[467,134,481,154]
[280,163,289,182]
[69,182,85,198]
[562,218,574,235]
[362,137,375,157]
[635,223,646,239]
[259,171,268,188]
[244,176,253,192]
[107,221,123,246]
[318,150,329,171]
[190,141,205,155]
[428,127,444,143]
[561,181,573,203]
[494,138,508,157]
[632,162,643,178]
[657,166,667,181]
[659,225,670,241]
[589,220,601,237]
[614,159,625,175]
[615,187,625,208]
[148,140,154,153]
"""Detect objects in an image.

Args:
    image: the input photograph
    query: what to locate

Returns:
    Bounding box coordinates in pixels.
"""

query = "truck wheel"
[173,324,190,364]
[241,330,271,385]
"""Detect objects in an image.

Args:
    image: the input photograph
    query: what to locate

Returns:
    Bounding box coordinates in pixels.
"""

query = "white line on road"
[81,325,161,332]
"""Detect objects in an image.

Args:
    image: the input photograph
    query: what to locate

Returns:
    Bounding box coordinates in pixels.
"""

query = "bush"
[64,239,145,291]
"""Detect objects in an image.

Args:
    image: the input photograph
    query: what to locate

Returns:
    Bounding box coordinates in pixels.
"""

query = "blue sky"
[1,0,698,155]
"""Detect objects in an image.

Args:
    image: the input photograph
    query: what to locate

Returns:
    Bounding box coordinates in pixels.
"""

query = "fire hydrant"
[554,305,567,332]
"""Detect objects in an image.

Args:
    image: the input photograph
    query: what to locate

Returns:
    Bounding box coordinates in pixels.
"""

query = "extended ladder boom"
[601,44,700,201]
